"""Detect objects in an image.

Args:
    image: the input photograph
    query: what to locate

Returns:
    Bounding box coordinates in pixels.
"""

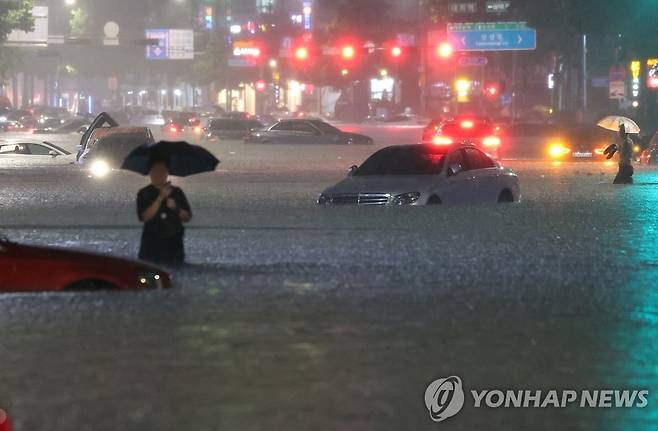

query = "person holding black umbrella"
[137,158,192,265]
[123,140,219,265]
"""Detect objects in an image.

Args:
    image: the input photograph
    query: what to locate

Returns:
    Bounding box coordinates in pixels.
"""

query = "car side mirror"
[49,150,59,157]
[448,163,463,177]
[347,165,358,177]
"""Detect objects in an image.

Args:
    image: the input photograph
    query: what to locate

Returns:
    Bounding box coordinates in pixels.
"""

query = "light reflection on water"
[606,170,658,429]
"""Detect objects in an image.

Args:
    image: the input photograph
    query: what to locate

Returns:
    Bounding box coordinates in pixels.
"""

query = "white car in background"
[318,144,520,206]
[0,140,75,167]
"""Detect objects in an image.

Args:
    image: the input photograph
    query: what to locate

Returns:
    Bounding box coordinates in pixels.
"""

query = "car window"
[272,121,317,133]
[355,146,446,176]
[448,149,465,173]
[271,121,294,131]
[464,148,496,170]
[27,143,52,155]
[0,144,30,155]
[246,120,264,130]
[309,120,340,134]
[210,119,238,130]
[0,144,19,154]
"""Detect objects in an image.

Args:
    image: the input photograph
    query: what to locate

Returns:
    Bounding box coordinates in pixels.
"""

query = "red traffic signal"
[391,46,402,58]
[341,45,356,60]
[295,46,309,61]
[256,80,266,91]
[437,42,453,59]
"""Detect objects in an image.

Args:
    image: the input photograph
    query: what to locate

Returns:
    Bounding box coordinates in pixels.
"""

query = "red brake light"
[432,136,454,146]
[461,120,474,129]
[170,126,178,133]
[483,136,501,147]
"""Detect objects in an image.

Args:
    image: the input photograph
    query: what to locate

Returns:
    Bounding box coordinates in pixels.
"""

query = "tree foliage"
[0,0,34,41]
[0,0,35,79]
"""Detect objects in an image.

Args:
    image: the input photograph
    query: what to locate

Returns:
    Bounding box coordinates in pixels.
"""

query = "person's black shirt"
[136,184,191,265]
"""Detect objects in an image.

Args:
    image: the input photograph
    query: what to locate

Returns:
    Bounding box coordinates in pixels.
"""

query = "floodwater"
[1,127,657,430]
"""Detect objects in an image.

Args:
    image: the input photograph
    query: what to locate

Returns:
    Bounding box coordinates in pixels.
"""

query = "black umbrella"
[121,141,220,176]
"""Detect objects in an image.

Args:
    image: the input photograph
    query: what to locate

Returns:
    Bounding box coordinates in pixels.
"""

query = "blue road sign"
[448,28,536,52]
[146,29,169,60]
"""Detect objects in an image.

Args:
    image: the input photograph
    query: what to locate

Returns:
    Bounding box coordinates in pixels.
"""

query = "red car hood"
[3,241,162,273]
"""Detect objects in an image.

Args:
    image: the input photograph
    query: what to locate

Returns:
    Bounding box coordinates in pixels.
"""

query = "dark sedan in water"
[244,119,373,145]
[203,118,264,141]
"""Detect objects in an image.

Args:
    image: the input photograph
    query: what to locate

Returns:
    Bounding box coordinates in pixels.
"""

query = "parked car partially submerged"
[77,112,155,177]
[318,143,520,206]
[203,118,264,141]
[0,237,170,292]
[245,119,373,145]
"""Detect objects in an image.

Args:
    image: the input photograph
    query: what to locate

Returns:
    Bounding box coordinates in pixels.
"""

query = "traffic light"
[341,44,356,60]
[295,46,309,61]
[437,42,453,59]
[256,80,266,92]
[391,46,402,58]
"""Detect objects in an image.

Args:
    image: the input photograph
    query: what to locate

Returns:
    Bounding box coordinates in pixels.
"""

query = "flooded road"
[1,130,657,430]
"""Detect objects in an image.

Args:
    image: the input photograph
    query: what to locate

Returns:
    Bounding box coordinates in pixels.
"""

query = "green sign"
[448,22,528,31]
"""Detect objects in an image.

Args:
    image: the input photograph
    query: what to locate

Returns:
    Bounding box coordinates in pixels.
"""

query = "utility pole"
[582,34,588,113]
[418,0,427,115]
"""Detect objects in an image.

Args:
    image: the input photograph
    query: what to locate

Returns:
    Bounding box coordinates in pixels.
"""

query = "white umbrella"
[597,115,641,134]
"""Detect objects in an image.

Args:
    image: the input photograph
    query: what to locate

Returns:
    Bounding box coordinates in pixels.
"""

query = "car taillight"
[461,120,474,129]
[432,136,454,146]
[170,126,178,133]
[483,136,501,147]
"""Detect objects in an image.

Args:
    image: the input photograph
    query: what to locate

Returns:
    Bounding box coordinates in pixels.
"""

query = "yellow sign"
[631,60,641,79]
[647,58,658,67]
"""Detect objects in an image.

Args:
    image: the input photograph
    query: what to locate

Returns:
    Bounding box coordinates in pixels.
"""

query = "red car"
[0,238,171,292]
[422,116,502,159]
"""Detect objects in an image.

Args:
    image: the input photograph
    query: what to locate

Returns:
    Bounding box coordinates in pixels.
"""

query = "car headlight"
[137,272,167,289]
[548,143,571,159]
[90,160,110,178]
[391,192,421,205]
[317,193,331,205]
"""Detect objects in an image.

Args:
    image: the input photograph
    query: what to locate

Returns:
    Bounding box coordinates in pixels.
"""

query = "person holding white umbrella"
[598,116,639,184]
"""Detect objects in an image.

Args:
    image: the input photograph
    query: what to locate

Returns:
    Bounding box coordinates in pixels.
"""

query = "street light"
[269,59,277,68]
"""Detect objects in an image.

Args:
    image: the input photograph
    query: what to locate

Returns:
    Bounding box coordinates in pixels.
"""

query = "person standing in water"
[613,124,634,184]
[137,158,192,264]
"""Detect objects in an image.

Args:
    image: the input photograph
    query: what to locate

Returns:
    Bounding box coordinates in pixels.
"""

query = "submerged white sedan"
[317,144,520,206]
[0,140,75,167]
